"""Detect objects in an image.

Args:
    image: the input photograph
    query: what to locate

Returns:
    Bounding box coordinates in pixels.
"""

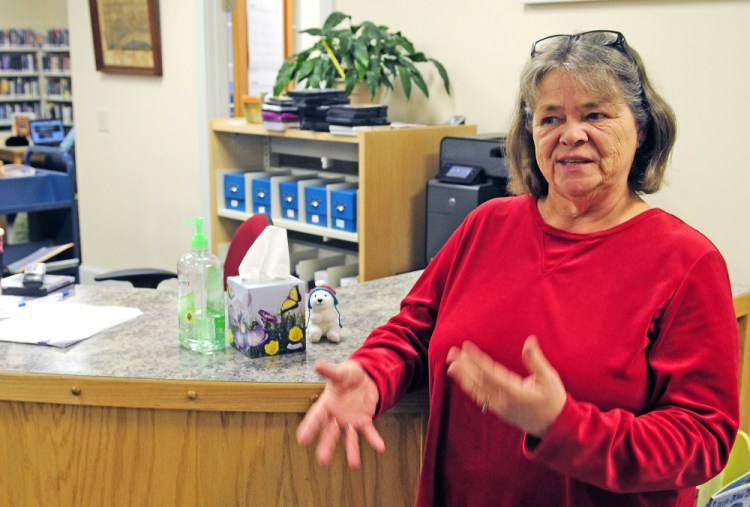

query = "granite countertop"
[0,272,747,385]
[0,271,422,385]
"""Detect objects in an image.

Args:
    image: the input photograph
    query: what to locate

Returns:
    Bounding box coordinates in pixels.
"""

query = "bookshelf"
[0,28,73,130]
[40,44,72,127]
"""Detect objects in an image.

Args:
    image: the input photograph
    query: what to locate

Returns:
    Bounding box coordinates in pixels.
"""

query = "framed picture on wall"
[88,0,162,76]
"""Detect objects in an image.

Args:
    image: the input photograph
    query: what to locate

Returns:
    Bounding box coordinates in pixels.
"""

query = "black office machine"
[425,134,509,263]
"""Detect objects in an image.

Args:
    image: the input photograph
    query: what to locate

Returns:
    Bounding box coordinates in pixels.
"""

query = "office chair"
[23,145,75,174]
[94,267,178,289]
[94,214,272,289]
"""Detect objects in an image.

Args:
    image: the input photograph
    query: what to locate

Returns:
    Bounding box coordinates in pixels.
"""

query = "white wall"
[67,0,208,276]
[0,0,68,29]
[336,0,750,284]
[7,1,748,285]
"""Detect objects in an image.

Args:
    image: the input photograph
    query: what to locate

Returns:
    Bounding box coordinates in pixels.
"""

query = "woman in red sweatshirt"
[297,30,739,507]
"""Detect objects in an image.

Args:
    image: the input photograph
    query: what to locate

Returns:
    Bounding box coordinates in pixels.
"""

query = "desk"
[0,272,426,507]
[0,275,747,506]
[0,145,26,165]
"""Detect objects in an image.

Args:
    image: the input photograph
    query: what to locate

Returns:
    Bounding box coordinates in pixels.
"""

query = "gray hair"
[505,32,677,197]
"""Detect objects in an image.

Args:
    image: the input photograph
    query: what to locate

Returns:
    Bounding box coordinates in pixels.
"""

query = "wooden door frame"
[232,0,294,116]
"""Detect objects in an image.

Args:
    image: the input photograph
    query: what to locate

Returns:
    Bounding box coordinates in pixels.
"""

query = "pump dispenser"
[178,217,225,352]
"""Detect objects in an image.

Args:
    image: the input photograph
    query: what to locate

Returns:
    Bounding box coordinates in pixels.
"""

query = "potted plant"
[272,11,451,101]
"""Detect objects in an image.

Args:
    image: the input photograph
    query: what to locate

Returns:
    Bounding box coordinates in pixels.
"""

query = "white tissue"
[238,225,291,282]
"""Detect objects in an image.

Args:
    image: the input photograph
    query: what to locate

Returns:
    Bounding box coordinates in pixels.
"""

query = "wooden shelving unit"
[208,119,476,282]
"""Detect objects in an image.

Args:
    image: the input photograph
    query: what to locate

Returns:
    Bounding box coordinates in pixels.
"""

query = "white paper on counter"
[0,301,142,347]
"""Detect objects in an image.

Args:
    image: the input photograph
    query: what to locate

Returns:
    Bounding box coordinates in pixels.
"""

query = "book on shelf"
[11,111,35,136]
[5,243,74,274]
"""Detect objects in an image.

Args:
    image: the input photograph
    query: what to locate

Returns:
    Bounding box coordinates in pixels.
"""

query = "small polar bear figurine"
[306,281,342,343]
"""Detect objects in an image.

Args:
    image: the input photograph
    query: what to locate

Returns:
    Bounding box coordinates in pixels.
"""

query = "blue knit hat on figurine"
[306,280,342,343]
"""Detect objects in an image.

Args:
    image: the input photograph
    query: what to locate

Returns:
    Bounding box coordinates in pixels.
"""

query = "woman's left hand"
[446,335,566,438]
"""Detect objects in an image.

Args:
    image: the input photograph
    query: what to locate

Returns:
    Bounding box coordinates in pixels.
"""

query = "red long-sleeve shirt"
[351,194,739,506]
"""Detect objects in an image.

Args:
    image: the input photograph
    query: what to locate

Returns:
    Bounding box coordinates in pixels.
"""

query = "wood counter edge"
[2,291,744,418]
[0,371,428,414]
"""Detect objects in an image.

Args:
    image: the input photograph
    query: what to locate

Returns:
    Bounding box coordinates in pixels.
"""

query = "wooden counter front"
[0,276,747,506]
[0,374,425,506]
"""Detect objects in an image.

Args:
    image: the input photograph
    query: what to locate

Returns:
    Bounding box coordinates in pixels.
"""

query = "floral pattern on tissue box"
[226,275,306,358]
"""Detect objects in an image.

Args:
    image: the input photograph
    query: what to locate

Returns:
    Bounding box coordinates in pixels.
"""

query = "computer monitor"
[29,119,66,146]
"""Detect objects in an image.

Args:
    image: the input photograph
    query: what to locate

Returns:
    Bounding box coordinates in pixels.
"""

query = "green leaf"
[354,59,367,81]
[409,52,428,63]
[338,34,352,57]
[360,21,379,40]
[382,57,398,79]
[395,36,414,54]
[345,71,358,94]
[322,12,349,33]
[410,65,429,98]
[365,70,379,99]
[429,58,451,95]
[398,64,412,99]
[273,65,294,95]
[296,58,317,81]
[353,40,369,68]
[301,28,323,36]
[272,80,285,97]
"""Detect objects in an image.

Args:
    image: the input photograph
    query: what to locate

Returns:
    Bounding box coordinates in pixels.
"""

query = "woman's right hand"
[296,359,385,468]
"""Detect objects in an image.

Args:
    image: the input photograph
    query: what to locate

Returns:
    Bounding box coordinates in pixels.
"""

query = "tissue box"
[224,173,246,211]
[226,275,306,358]
[330,187,358,232]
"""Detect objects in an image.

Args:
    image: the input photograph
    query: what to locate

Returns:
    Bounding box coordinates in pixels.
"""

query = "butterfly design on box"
[281,285,301,313]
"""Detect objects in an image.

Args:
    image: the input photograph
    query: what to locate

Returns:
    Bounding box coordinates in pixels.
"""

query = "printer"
[425,134,508,263]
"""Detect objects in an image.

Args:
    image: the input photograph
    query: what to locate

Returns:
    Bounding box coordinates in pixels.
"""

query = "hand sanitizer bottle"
[178,217,225,352]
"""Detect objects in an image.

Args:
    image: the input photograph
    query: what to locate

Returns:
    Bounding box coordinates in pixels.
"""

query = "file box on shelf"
[330,187,358,232]
[224,173,247,211]
[305,184,328,227]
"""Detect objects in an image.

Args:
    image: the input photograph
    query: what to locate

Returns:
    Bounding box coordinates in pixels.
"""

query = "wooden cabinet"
[208,119,476,282]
